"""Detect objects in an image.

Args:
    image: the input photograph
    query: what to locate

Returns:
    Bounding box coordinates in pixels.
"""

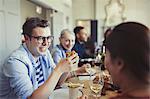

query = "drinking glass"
[90,77,104,98]
[85,65,93,80]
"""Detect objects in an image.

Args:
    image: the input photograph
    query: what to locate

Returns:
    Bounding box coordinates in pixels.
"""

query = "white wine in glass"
[90,84,102,94]
[90,76,104,98]
[85,67,95,80]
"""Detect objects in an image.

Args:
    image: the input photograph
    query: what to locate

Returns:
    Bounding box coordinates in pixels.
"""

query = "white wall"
[94,0,150,44]
[72,0,150,45]
[52,11,64,46]
[52,9,73,46]
[20,0,47,26]
[95,0,150,27]
[124,0,150,27]
[50,1,73,46]
[0,0,21,66]
[72,0,95,26]
[44,0,73,30]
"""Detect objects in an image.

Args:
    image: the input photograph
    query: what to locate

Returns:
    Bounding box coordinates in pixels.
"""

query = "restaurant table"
[50,76,118,99]
[50,66,118,99]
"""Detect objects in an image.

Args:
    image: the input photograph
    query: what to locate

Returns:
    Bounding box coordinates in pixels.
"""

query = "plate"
[78,75,96,80]
[77,72,96,76]
[85,68,96,75]
[50,88,68,99]
[50,88,82,99]
[62,82,84,88]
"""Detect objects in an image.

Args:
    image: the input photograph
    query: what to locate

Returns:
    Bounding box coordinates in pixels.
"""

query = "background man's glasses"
[30,35,54,43]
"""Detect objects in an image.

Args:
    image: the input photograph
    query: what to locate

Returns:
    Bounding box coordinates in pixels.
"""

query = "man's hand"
[75,63,91,74]
[57,51,79,73]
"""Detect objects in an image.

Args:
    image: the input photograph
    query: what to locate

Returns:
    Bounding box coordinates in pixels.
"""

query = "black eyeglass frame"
[29,35,54,43]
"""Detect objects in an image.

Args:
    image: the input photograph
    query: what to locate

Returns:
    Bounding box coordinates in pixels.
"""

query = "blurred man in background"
[73,26,89,59]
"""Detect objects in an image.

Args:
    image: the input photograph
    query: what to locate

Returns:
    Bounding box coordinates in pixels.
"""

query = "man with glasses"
[0,17,79,99]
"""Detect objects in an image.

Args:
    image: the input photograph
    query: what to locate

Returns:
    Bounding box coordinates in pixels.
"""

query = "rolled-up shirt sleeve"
[3,58,34,98]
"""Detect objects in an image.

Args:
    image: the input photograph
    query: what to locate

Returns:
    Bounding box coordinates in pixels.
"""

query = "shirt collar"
[58,44,70,53]
[76,40,85,44]
[22,43,39,65]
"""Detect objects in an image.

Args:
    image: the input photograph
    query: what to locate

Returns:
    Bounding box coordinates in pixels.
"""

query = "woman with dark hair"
[104,22,150,98]
[79,22,150,99]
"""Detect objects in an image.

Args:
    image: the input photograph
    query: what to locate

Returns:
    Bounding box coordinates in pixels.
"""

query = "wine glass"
[85,65,95,80]
[90,76,104,98]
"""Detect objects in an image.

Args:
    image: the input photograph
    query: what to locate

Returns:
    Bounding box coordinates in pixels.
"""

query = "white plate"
[85,68,96,76]
[50,88,82,99]
[63,82,84,88]
[78,75,96,80]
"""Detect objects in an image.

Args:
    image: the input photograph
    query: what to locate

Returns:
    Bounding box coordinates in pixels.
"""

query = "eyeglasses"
[30,35,54,44]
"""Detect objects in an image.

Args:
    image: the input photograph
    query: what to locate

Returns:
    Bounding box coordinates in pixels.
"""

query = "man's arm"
[27,65,63,99]
[3,59,34,98]
[28,53,79,99]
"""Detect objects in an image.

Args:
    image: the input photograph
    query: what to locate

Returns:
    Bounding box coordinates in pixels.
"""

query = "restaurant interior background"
[0,0,150,67]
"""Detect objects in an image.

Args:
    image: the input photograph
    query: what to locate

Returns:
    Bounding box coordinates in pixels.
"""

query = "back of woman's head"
[105,22,150,83]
